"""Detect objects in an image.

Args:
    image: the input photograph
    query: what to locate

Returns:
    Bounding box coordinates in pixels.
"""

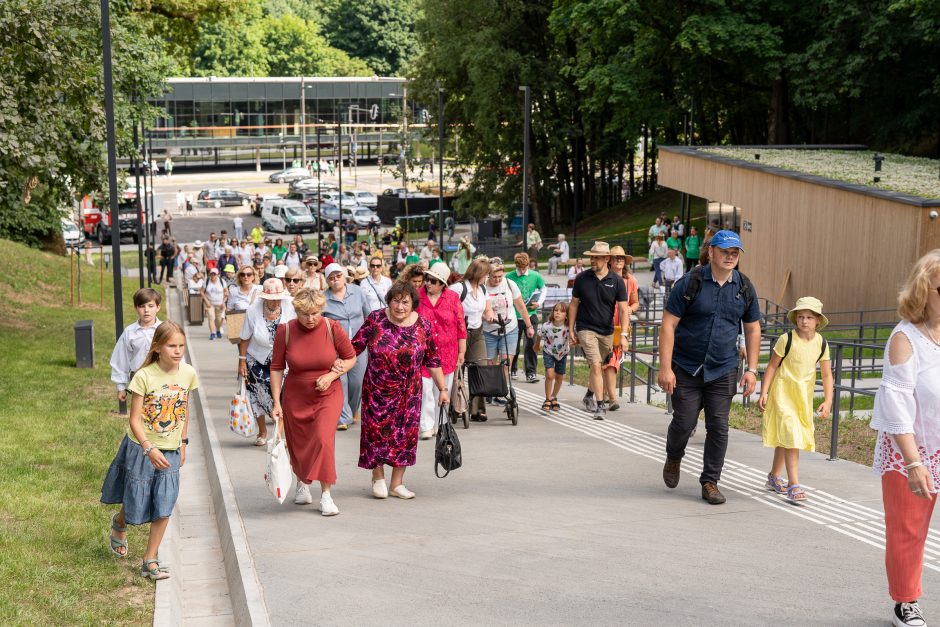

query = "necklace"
[923,322,940,346]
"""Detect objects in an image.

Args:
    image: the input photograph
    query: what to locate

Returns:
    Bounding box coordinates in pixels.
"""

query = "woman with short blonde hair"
[283,266,305,296]
[871,249,940,626]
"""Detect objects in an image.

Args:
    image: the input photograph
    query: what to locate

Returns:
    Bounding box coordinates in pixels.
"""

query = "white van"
[261,199,317,234]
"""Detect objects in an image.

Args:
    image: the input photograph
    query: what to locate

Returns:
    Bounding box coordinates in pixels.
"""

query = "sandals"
[787,484,808,504]
[108,512,127,558]
[542,399,553,411]
[141,559,170,580]
[550,398,561,411]
[765,473,787,495]
[254,435,267,447]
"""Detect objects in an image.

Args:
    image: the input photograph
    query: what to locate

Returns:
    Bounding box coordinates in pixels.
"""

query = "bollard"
[74,320,94,368]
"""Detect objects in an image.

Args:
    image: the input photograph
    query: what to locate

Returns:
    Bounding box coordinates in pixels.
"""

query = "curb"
[172,287,271,626]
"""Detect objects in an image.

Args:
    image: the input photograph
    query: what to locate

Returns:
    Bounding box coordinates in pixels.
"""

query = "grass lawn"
[0,239,156,624]
[573,188,708,242]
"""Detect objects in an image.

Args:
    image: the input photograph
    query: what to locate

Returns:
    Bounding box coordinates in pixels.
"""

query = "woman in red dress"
[271,289,357,516]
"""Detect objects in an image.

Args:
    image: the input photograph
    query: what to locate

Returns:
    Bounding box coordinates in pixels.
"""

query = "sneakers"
[593,400,607,421]
[419,430,434,440]
[208,334,215,341]
[701,482,726,505]
[372,480,388,499]
[526,373,539,383]
[492,397,507,406]
[216,331,223,339]
[581,391,597,414]
[894,601,927,627]
[510,371,519,380]
[294,482,313,505]
[319,492,339,516]
[663,458,681,488]
[608,401,620,411]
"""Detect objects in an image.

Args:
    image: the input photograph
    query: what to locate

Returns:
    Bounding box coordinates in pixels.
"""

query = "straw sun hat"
[787,296,829,330]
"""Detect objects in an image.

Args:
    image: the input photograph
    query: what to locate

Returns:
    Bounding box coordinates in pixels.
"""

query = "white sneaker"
[372,480,388,499]
[390,485,415,499]
[294,482,313,505]
[319,492,339,516]
[419,430,434,440]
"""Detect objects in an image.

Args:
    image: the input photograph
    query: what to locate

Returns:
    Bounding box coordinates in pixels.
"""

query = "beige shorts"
[577,330,613,365]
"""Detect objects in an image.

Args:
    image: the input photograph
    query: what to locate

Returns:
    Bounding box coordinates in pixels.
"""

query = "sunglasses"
[370,263,383,269]
[425,277,443,286]
[285,278,304,284]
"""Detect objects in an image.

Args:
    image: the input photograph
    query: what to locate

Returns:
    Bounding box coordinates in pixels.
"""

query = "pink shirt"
[418,287,467,376]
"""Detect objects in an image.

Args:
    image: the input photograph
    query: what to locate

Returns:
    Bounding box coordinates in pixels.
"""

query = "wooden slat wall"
[659,150,928,315]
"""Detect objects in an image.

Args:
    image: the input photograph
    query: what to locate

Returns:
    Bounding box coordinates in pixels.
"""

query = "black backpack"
[458,281,485,302]
[780,330,828,365]
[435,407,463,478]
[682,266,755,311]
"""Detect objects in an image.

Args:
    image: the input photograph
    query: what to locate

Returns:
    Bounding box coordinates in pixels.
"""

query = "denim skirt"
[101,435,181,525]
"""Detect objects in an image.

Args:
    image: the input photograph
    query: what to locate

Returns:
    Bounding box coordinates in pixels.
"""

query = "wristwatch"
[746,368,758,375]
[182,438,190,445]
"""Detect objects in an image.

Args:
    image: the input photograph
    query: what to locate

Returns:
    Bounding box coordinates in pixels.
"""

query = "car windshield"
[286,206,309,217]
[354,210,370,216]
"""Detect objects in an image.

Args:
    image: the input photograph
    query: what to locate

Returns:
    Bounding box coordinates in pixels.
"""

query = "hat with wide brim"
[424,261,451,284]
[273,265,288,279]
[303,256,321,268]
[258,277,290,300]
[787,296,829,330]
[608,246,634,265]
[583,241,612,256]
[351,266,369,281]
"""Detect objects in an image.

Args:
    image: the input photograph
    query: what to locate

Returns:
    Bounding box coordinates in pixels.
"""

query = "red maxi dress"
[271,318,356,484]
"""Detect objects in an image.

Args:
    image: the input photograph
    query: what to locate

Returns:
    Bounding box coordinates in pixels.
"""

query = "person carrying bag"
[435,406,463,478]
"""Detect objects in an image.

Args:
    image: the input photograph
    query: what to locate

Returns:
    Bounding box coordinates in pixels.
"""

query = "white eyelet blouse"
[871,320,940,491]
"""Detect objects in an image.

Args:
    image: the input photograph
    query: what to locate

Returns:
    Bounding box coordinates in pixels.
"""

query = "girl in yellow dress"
[758,297,835,503]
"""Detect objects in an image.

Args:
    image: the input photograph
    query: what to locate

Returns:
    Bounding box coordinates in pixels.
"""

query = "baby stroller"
[465,315,518,425]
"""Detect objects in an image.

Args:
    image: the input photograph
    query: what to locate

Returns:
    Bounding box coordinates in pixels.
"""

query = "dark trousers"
[665,366,738,485]
[510,313,538,377]
[158,259,174,283]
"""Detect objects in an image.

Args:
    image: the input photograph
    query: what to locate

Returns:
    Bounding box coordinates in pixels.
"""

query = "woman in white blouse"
[871,249,940,627]
[362,257,392,313]
[238,279,297,445]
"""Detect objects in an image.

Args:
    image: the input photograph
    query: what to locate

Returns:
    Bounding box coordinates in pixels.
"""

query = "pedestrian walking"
[535,302,570,412]
[175,189,185,214]
[506,252,545,383]
[233,215,244,241]
[109,289,163,406]
[661,248,685,291]
[758,297,834,503]
[601,248,639,411]
[101,321,197,580]
[323,263,371,429]
[445,215,455,243]
[658,230,761,505]
[449,258,495,422]
[161,209,172,237]
[145,243,157,285]
[648,233,668,288]
[362,258,392,312]
[482,257,534,397]
[238,278,296,447]
[352,282,448,500]
[270,289,357,516]
[684,226,702,273]
[567,242,630,420]
[164,156,173,178]
[870,249,940,627]
[517,223,542,267]
[417,262,467,439]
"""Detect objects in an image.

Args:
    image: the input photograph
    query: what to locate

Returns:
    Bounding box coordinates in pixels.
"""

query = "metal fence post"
[829,343,844,461]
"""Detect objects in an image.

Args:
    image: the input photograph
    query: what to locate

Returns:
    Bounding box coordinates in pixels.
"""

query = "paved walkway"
[180,317,940,625]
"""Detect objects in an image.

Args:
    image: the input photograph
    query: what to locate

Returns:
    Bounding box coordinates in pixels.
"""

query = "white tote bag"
[264,424,292,504]
[229,378,258,438]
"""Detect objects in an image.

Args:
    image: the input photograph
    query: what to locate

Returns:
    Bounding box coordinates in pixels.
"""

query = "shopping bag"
[229,378,258,438]
[264,427,292,504]
[450,368,469,415]
[226,310,246,344]
[435,406,463,478]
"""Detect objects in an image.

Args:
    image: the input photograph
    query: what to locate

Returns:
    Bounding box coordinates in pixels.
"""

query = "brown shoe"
[663,458,681,488]
[701,482,726,505]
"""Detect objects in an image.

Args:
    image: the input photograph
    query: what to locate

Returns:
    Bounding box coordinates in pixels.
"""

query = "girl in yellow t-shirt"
[101,321,198,580]
[758,297,835,503]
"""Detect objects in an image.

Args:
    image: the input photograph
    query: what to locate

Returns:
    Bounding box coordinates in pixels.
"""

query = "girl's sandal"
[141,559,170,580]
[550,398,561,411]
[765,473,787,494]
[109,512,128,558]
[787,484,808,504]
[541,399,553,412]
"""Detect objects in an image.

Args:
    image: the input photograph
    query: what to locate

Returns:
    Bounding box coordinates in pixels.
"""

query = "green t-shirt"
[127,361,199,451]
[684,235,701,260]
[405,254,420,265]
[666,236,682,251]
[506,269,546,317]
[272,245,287,261]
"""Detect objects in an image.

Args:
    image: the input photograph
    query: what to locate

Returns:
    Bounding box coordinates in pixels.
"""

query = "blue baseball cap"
[709,229,745,252]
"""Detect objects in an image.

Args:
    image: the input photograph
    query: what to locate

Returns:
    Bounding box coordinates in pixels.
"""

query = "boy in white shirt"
[109,288,163,404]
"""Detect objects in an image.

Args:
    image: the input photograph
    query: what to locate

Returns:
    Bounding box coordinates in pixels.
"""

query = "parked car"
[62,218,85,248]
[194,189,253,209]
[290,178,337,192]
[319,192,359,209]
[350,189,377,207]
[268,167,310,184]
[351,208,381,228]
[261,199,317,234]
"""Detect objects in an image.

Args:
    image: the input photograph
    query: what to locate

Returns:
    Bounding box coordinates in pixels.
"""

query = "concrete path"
[181,312,938,625]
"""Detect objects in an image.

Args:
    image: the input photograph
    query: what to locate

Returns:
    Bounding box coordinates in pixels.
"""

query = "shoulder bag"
[435,406,463,478]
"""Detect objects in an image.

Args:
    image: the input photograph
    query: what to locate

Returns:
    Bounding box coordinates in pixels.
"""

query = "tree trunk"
[642,125,649,193]
[650,127,658,188]
[769,74,789,144]
[628,146,635,197]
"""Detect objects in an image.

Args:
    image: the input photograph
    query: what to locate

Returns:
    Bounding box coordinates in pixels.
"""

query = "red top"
[417,287,467,376]
[612,275,639,328]
[270,318,356,381]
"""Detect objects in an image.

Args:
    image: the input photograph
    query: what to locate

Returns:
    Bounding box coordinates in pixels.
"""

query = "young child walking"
[110,288,163,406]
[535,302,570,411]
[101,321,198,579]
[758,296,834,503]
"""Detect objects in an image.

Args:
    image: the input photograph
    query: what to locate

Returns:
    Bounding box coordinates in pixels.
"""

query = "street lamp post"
[519,85,531,243]
[316,123,322,253]
[337,122,343,239]
[300,77,306,170]
[438,86,445,254]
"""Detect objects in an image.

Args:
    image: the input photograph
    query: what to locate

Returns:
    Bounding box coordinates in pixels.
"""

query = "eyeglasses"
[285,278,304,284]
[425,277,443,286]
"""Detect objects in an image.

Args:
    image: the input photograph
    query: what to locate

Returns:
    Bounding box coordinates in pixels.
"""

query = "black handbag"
[435,406,463,478]
[466,363,509,397]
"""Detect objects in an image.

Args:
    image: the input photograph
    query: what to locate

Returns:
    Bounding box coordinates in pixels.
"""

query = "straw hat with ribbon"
[583,241,612,256]
[258,277,290,300]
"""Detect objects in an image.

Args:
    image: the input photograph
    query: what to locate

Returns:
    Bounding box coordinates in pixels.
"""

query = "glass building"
[147,77,415,168]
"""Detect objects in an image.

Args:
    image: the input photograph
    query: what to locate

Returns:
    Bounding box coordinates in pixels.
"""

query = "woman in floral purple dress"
[352,281,448,500]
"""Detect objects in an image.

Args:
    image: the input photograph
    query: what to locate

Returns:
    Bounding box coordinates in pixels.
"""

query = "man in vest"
[658,230,762,505]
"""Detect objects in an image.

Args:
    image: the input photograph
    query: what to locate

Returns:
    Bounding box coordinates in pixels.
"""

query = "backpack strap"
[781,331,828,365]
[818,337,828,364]
[736,270,756,311]
[682,266,705,306]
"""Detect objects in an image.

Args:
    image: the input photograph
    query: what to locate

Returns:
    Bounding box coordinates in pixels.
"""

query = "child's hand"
[757,393,767,411]
[148,448,170,470]
[816,401,832,420]
[118,390,126,402]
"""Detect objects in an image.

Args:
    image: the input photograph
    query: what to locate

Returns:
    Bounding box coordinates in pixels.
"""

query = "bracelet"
[906,461,924,470]
[238,356,247,361]
[143,445,156,456]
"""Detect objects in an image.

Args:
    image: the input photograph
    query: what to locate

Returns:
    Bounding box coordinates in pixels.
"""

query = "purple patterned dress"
[352,310,441,468]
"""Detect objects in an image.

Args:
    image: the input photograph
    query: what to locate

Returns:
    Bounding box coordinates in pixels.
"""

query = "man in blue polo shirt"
[657,230,761,505]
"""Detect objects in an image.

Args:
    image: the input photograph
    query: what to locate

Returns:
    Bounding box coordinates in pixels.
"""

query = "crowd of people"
[100,212,940,627]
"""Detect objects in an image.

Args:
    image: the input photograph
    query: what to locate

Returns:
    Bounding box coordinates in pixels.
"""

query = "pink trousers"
[883,470,938,602]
